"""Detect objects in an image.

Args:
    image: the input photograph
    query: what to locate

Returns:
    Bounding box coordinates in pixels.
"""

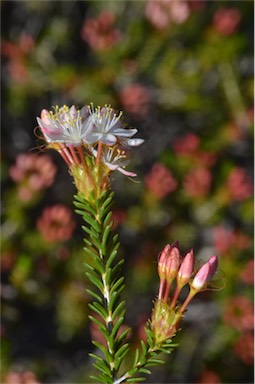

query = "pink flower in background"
[2,34,34,84]
[173,134,216,167]
[183,167,212,198]
[173,133,200,155]
[226,167,253,201]
[9,153,57,201]
[119,83,151,118]
[145,163,178,199]
[145,0,190,30]
[197,370,221,384]
[37,205,76,243]
[240,260,254,286]
[81,12,121,50]
[213,8,241,36]
[223,296,254,331]
[1,34,34,59]
[4,370,41,384]
[233,332,254,365]
[213,226,251,254]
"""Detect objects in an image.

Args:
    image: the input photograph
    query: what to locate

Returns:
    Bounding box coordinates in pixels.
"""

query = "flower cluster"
[9,153,56,202]
[151,242,218,344]
[37,104,143,198]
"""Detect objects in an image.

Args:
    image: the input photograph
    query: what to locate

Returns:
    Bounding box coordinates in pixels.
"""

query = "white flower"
[87,105,143,146]
[37,105,94,146]
[92,146,137,177]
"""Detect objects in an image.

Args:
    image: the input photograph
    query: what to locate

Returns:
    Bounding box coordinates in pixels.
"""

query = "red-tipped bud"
[177,249,194,287]
[158,244,170,279]
[158,242,180,281]
[207,255,218,280]
[165,243,180,282]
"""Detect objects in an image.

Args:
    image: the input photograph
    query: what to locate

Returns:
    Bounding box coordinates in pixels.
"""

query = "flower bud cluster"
[36,104,143,199]
[151,242,218,345]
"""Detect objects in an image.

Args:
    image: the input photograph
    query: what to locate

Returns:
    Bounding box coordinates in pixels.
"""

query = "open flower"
[87,105,142,146]
[93,146,137,177]
[37,105,93,146]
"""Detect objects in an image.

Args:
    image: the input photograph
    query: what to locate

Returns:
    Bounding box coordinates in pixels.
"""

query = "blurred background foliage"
[1,1,254,383]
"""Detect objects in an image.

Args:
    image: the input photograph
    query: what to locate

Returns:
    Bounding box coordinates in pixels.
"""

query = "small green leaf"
[86,272,104,291]
[127,377,145,382]
[109,277,124,297]
[106,249,118,269]
[111,316,124,340]
[116,327,131,347]
[83,213,101,232]
[92,341,113,363]
[112,301,125,320]
[89,302,107,320]
[102,223,113,248]
[86,288,103,303]
[114,343,129,361]
[88,315,105,328]
[103,211,112,228]
[141,340,148,356]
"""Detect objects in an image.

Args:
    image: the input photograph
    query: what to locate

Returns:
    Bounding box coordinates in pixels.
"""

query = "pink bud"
[165,243,180,281]
[177,249,194,287]
[158,244,170,279]
[158,242,180,281]
[191,262,211,291]
[207,255,218,280]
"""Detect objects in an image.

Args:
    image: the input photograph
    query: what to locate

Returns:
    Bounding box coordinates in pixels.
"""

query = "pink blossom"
[119,83,151,118]
[173,134,217,166]
[37,205,76,243]
[183,167,212,198]
[213,8,241,36]
[223,295,254,331]
[145,0,190,30]
[9,153,57,201]
[145,163,178,199]
[240,260,254,286]
[173,133,200,155]
[4,370,41,384]
[226,167,253,201]
[213,226,251,254]
[81,12,121,51]
[233,332,254,365]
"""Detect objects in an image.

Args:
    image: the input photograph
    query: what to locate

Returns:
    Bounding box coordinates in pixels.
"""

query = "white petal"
[100,134,117,145]
[125,138,144,146]
[117,167,137,177]
[110,128,138,137]
[85,132,102,144]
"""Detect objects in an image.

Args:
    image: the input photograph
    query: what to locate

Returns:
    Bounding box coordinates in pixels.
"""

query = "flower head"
[87,104,143,146]
[37,205,76,243]
[37,105,93,146]
[9,153,56,201]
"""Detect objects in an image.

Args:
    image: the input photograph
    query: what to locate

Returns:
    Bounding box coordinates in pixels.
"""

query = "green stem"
[74,191,127,382]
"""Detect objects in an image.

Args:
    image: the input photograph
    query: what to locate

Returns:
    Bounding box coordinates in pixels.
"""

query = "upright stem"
[74,191,127,382]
